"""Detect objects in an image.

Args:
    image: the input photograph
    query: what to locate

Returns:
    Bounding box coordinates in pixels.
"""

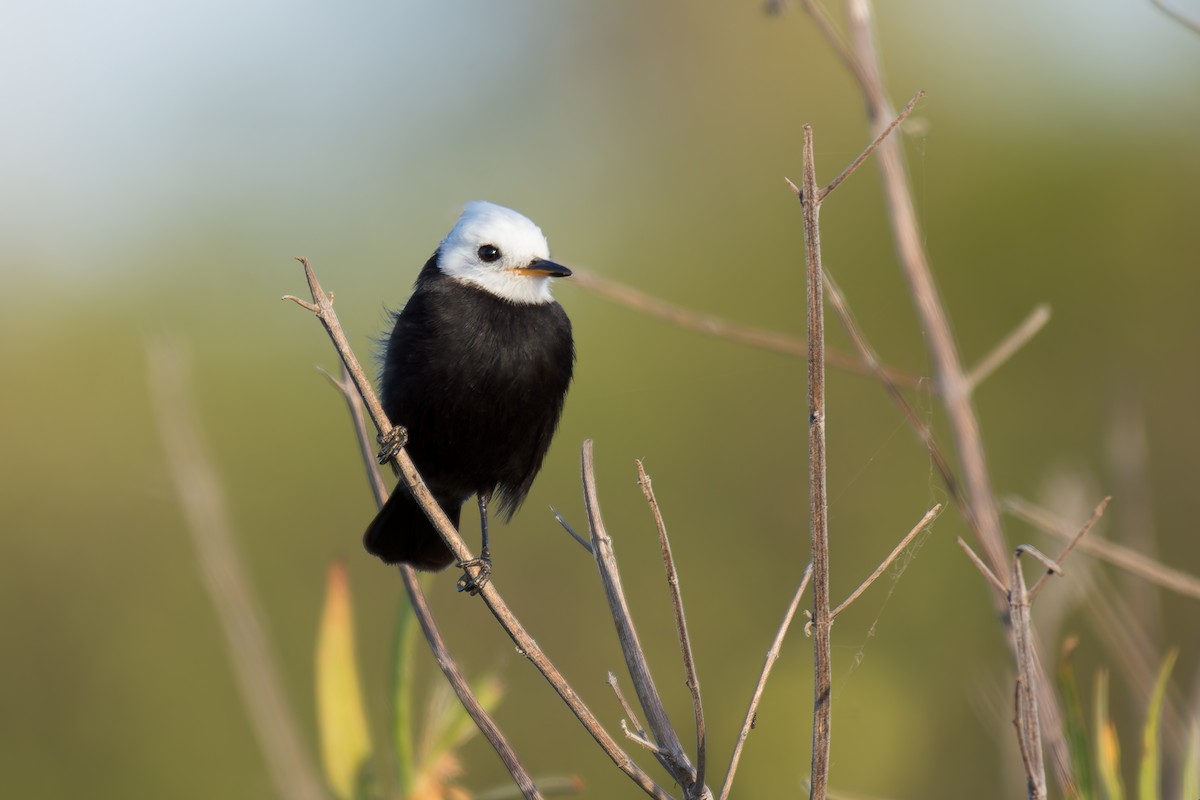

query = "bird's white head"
[436,201,571,305]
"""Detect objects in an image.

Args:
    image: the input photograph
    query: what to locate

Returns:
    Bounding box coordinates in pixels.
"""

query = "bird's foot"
[375,425,409,464]
[455,557,492,595]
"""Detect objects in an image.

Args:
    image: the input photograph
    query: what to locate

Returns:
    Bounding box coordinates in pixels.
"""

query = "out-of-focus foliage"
[316,562,374,799]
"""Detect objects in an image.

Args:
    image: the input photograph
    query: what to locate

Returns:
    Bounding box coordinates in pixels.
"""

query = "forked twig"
[582,442,706,798]
[1004,496,1200,601]
[636,461,706,796]
[1028,497,1110,599]
[285,259,673,800]
[719,564,814,800]
[608,672,649,739]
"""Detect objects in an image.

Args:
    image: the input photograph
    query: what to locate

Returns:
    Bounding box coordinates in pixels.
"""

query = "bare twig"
[286,259,674,800]
[966,305,1052,390]
[582,442,704,798]
[831,504,941,619]
[1149,0,1200,35]
[636,461,706,796]
[325,359,543,799]
[827,0,1010,578]
[719,564,814,800]
[820,268,970,528]
[1010,548,1049,800]
[819,90,925,201]
[146,342,326,800]
[1004,496,1200,601]
[1028,497,1110,600]
[957,538,1007,595]
[607,672,649,739]
[551,507,594,554]
[569,268,927,390]
[321,363,388,500]
[798,123,834,800]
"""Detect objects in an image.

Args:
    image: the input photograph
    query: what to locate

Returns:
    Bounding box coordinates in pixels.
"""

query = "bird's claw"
[376,426,409,464]
[455,557,492,595]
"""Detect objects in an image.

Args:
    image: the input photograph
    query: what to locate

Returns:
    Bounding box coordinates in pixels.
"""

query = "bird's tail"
[363,484,460,571]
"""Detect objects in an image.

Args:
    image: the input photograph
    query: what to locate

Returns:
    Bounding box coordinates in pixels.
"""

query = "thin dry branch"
[608,672,649,740]
[831,504,942,619]
[1004,496,1200,601]
[569,268,927,390]
[1011,547,1052,800]
[1028,497,1110,599]
[147,342,326,800]
[1150,0,1200,35]
[795,1,1076,787]
[636,461,707,797]
[819,90,925,201]
[582,442,706,798]
[820,268,970,528]
[966,305,1052,390]
[799,122,834,800]
[325,361,542,799]
[718,564,814,800]
[285,259,674,800]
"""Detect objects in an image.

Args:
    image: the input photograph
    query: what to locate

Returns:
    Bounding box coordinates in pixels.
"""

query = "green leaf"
[1095,669,1124,800]
[1181,720,1199,800]
[1136,649,1177,800]
[316,562,373,800]
[391,587,417,794]
[1057,639,1093,800]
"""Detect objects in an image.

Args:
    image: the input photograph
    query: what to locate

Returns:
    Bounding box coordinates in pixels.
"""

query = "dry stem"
[798,122,833,800]
[582,442,706,797]
[718,564,814,800]
[147,342,326,800]
[831,504,941,619]
[636,461,707,796]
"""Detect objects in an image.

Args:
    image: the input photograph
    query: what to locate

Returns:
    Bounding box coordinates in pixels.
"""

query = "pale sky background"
[2,0,1196,280]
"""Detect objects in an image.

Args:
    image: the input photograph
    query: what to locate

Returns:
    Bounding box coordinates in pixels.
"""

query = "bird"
[363,201,575,591]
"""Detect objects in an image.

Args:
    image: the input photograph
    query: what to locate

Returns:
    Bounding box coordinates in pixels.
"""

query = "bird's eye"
[477,244,501,263]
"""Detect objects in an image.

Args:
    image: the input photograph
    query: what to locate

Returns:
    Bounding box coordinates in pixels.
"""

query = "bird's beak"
[514,258,572,278]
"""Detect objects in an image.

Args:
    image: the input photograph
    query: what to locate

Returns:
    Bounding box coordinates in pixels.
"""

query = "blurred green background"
[3,0,1199,797]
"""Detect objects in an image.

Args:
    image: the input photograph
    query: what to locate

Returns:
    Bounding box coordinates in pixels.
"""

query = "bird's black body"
[364,253,574,571]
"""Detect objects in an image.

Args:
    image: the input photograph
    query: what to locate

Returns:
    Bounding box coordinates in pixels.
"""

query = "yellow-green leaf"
[1095,669,1124,800]
[316,561,373,799]
[1181,720,1199,800]
[1137,649,1177,800]
[1057,637,1093,800]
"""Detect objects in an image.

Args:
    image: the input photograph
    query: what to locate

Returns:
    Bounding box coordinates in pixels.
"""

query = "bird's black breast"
[379,258,574,518]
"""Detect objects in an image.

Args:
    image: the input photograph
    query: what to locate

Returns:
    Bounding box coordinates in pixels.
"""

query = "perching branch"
[323,362,543,800]
[285,259,674,800]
